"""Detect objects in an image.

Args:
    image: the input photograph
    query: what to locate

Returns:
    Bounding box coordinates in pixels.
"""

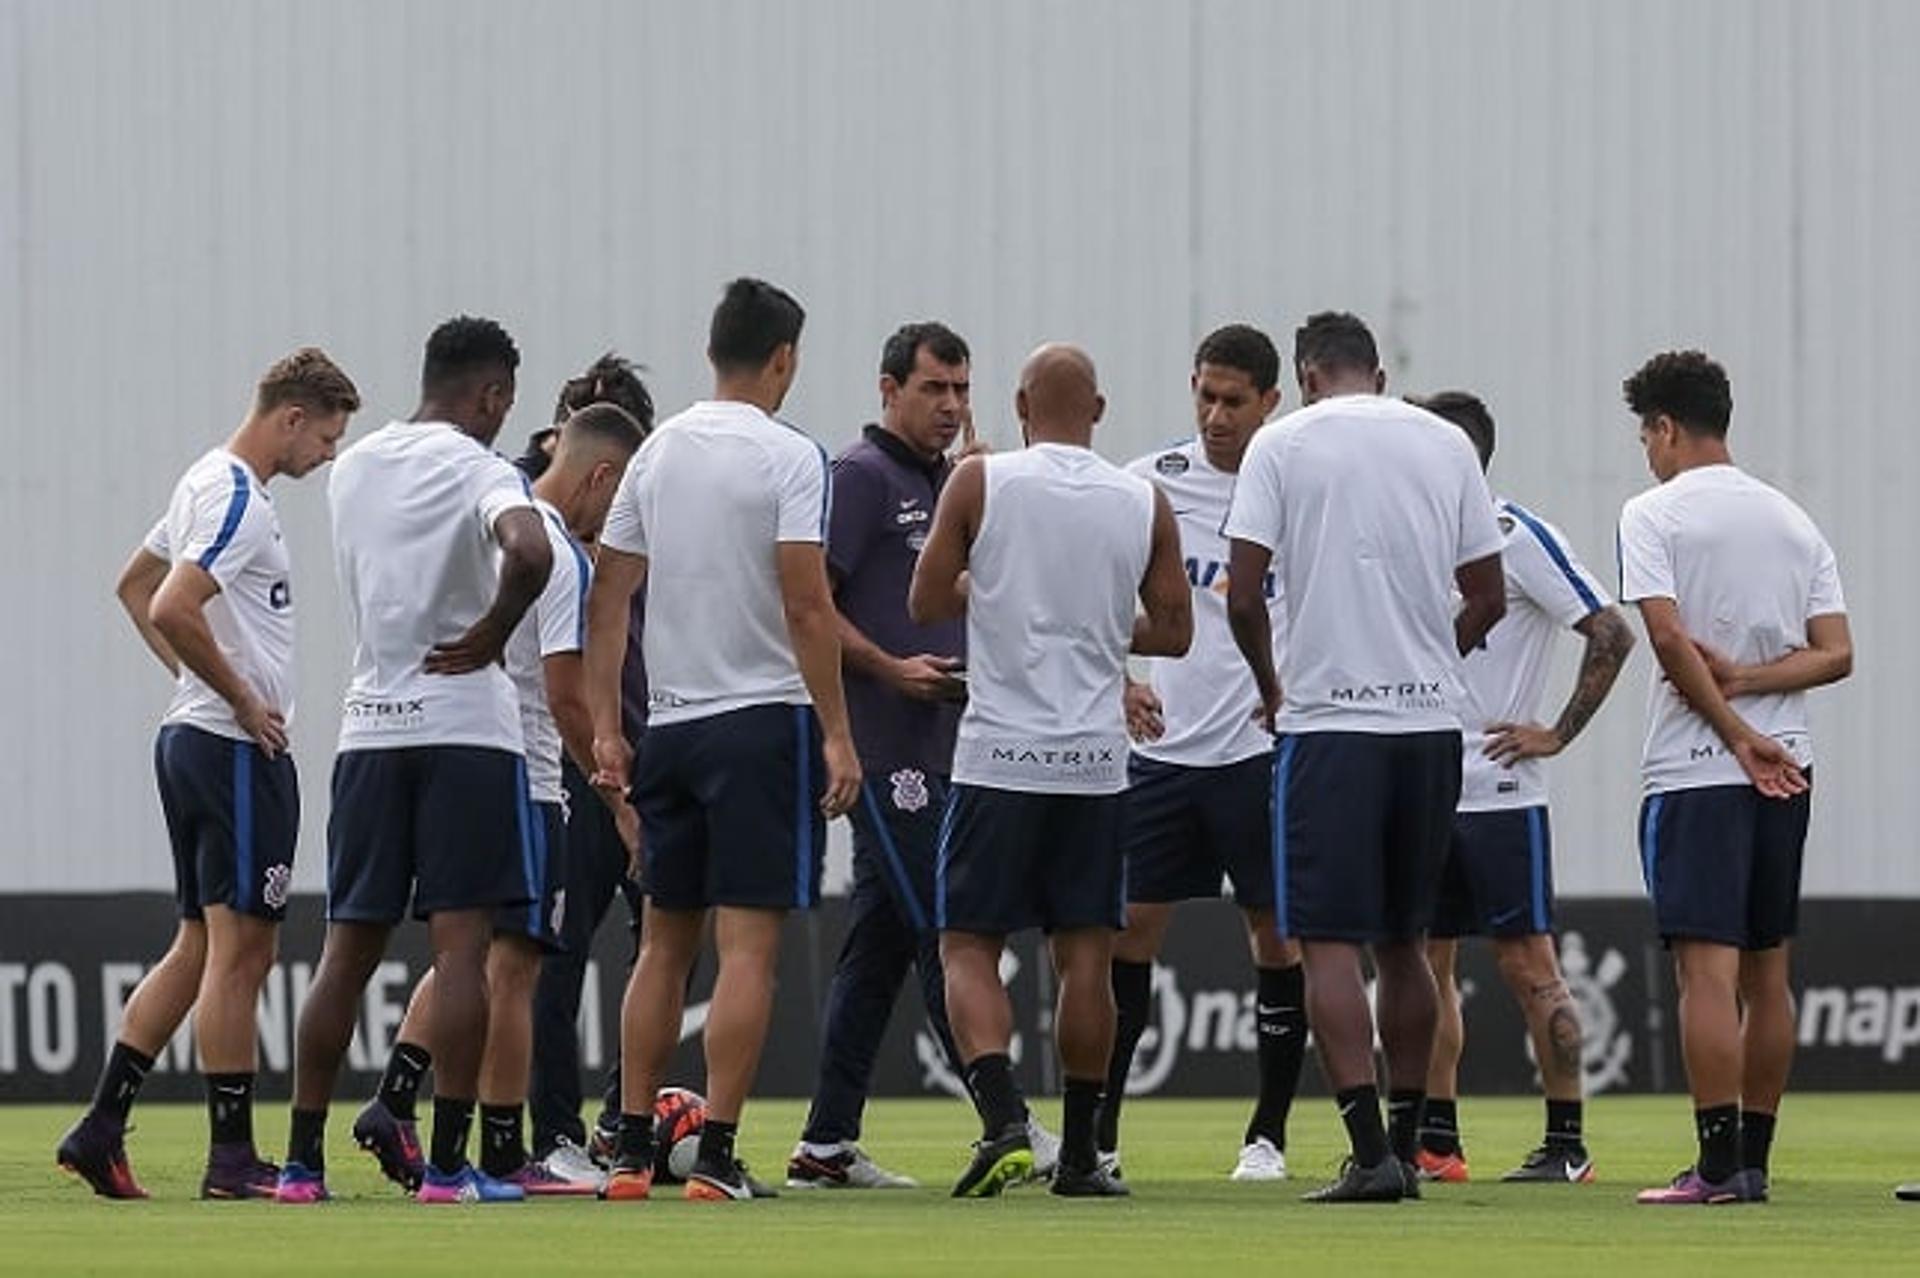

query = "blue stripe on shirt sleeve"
[196,463,251,571]
[1505,501,1602,615]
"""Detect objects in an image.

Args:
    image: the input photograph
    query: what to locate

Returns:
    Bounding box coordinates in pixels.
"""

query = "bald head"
[1016,342,1104,446]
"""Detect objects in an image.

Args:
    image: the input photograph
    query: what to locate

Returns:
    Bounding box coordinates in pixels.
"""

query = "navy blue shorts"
[935,784,1125,935]
[495,799,568,953]
[1640,781,1811,950]
[1123,753,1275,908]
[1272,730,1462,943]
[1431,807,1554,939]
[850,768,948,935]
[326,746,532,923]
[154,724,299,922]
[633,703,826,912]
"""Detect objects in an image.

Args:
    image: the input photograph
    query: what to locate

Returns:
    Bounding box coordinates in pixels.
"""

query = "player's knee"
[1494,937,1561,995]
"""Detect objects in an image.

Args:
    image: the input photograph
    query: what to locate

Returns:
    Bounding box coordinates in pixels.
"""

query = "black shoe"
[1398,1159,1422,1200]
[686,1157,779,1201]
[1501,1143,1596,1184]
[1051,1162,1131,1198]
[1301,1157,1406,1203]
[1895,1183,1920,1202]
[951,1125,1034,1198]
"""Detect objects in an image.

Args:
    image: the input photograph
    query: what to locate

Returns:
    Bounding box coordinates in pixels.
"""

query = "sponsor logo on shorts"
[262,864,292,910]
[889,769,929,813]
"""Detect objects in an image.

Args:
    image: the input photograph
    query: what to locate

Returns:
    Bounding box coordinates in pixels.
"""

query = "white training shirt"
[329,421,536,753]
[1617,463,1845,794]
[1125,438,1285,768]
[1457,498,1611,812]
[952,444,1157,795]
[1222,394,1504,736]
[143,448,296,741]
[599,400,829,727]
[505,498,592,806]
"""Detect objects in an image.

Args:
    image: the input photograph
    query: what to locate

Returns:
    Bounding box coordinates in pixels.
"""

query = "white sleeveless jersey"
[952,443,1156,795]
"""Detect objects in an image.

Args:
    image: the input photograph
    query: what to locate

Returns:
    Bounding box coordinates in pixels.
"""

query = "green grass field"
[4,1096,1916,1275]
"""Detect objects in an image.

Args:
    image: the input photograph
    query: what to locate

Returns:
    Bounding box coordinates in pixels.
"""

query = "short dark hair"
[1412,390,1496,466]
[422,315,519,395]
[1293,311,1379,376]
[880,321,970,385]
[554,352,655,434]
[1623,350,1732,437]
[562,402,646,456]
[708,277,805,374]
[256,347,361,415]
[1194,324,1280,393]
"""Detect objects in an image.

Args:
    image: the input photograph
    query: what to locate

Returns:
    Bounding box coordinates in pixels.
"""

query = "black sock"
[1695,1103,1741,1183]
[1386,1089,1425,1164]
[206,1073,255,1147]
[1741,1111,1777,1174]
[91,1042,156,1124]
[430,1097,475,1175]
[1247,963,1306,1150]
[695,1118,738,1173]
[1546,1098,1584,1149]
[614,1111,655,1172]
[379,1042,431,1123]
[1419,1096,1462,1157]
[1336,1085,1390,1168]
[1062,1077,1104,1174]
[288,1107,328,1174]
[963,1053,1028,1139]
[479,1104,526,1178]
[1099,960,1152,1152]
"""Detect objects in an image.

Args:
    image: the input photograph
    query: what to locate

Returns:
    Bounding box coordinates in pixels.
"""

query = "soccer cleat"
[1895,1183,1920,1202]
[685,1158,778,1201]
[951,1125,1034,1199]
[1301,1157,1407,1203]
[1230,1137,1288,1182]
[1501,1143,1595,1184]
[200,1143,281,1200]
[599,1165,654,1202]
[1414,1147,1471,1183]
[273,1161,331,1204]
[539,1138,607,1192]
[785,1143,919,1189]
[1635,1166,1759,1205]
[1740,1168,1770,1202]
[499,1158,599,1197]
[352,1097,425,1193]
[588,1120,620,1169]
[415,1163,526,1204]
[1097,1149,1124,1181]
[1026,1117,1061,1181]
[1051,1162,1132,1198]
[55,1113,148,1200]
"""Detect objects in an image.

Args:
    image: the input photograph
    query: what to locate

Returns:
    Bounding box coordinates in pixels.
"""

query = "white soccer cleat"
[785,1142,919,1189]
[539,1137,607,1192]
[1027,1117,1062,1181]
[1229,1136,1288,1182]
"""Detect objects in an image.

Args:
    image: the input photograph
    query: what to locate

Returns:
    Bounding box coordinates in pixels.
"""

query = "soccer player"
[1223,312,1506,1203]
[586,278,861,1203]
[56,350,358,1200]
[910,343,1192,1199]
[1616,351,1851,1206]
[354,403,646,1196]
[277,317,553,1205]
[1409,391,1635,1184]
[1100,324,1305,1183]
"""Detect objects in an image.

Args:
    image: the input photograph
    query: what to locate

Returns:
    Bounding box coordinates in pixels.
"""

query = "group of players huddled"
[56,276,1874,1207]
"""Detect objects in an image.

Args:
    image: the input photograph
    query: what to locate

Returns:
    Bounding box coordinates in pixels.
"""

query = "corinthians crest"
[889,768,929,813]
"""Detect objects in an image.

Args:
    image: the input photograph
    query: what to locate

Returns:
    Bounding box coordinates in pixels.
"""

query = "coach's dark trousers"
[801,777,965,1146]
[529,757,642,1157]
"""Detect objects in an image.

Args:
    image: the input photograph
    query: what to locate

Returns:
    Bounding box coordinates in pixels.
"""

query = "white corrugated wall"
[1,0,1913,895]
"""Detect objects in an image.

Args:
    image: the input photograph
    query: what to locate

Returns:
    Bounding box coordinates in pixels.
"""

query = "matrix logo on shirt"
[345,697,426,730]
[989,745,1119,769]
[1330,681,1446,711]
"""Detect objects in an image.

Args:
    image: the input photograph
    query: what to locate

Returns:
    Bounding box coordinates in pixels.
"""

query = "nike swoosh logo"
[1565,1160,1592,1182]
[1256,1003,1295,1016]
[1171,508,1197,517]
[1337,1102,1356,1118]
[1489,907,1526,927]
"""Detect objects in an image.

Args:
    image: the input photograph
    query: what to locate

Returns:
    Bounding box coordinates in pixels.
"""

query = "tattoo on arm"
[1551,610,1634,747]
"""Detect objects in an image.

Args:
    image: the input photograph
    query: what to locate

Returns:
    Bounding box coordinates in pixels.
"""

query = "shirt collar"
[863,423,949,483]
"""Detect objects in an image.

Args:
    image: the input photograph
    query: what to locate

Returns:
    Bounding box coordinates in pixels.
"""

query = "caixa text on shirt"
[1329,680,1447,710]
[344,697,427,729]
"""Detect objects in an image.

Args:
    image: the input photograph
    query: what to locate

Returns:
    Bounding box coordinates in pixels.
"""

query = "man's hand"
[424,617,513,674]
[820,732,862,818]
[1731,732,1808,799]
[1692,640,1748,697]
[891,654,967,702]
[954,412,989,461]
[1250,682,1283,735]
[592,732,634,802]
[235,693,290,759]
[1483,720,1565,766]
[1124,680,1165,742]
